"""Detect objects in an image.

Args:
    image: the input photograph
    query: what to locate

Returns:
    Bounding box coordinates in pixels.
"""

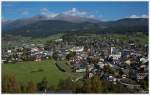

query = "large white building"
[110,47,121,60]
[70,46,84,52]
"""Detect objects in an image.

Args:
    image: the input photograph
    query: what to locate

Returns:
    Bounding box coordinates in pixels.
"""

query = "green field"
[2,59,83,87]
[2,33,64,48]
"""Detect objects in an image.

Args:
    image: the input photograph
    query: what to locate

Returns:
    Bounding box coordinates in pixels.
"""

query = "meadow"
[2,59,83,87]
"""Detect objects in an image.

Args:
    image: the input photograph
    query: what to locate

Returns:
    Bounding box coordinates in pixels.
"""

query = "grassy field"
[2,33,64,48]
[2,59,83,87]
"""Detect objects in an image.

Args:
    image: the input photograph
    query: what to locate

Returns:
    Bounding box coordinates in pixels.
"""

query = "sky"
[2,1,149,21]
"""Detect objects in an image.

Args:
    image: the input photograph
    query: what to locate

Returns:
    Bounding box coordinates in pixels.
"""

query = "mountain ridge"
[2,15,148,38]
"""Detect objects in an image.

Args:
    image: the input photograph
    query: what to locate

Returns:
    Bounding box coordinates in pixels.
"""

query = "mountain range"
[2,14,148,38]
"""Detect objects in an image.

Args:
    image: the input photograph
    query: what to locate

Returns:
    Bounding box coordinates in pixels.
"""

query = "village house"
[70,46,84,52]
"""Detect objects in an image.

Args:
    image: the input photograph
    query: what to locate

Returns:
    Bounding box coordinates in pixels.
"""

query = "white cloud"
[88,15,95,18]
[63,8,87,17]
[40,8,58,18]
[72,8,77,12]
[47,13,58,18]
[21,10,28,15]
[141,14,148,18]
[40,8,49,15]
[129,14,148,18]
[40,8,100,19]
[129,15,139,18]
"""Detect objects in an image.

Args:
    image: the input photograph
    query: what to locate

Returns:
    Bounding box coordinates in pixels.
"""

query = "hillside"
[2,17,148,38]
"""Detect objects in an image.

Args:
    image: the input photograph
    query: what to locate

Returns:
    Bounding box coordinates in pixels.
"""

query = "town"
[2,34,148,93]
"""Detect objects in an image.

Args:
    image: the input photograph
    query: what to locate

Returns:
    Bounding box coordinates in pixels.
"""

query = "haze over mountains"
[2,14,148,38]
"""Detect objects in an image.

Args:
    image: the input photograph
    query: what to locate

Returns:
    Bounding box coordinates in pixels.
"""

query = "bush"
[2,73,21,93]
[37,77,48,92]
[26,81,37,93]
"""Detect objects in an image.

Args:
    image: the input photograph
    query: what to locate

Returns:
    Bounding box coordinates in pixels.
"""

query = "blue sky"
[2,2,148,21]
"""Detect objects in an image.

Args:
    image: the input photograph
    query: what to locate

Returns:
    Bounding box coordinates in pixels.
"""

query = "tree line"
[2,73,134,93]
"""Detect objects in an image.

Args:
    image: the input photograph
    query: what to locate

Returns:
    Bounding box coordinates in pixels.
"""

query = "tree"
[81,75,106,93]
[118,68,123,76]
[2,74,21,93]
[138,80,148,91]
[91,75,103,93]
[82,79,92,93]
[66,52,76,60]
[26,81,37,93]
[37,77,48,92]
[57,78,75,91]
[103,65,115,75]
[91,58,99,64]
[45,40,54,46]
[101,80,128,93]
[74,81,83,93]
[48,85,56,92]
[20,84,27,93]
[52,52,58,60]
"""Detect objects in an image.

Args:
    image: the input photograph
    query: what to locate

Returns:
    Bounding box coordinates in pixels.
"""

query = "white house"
[110,52,122,60]
[140,58,148,64]
[70,46,84,52]
[55,38,63,42]
[76,68,86,73]
[7,50,12,53]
